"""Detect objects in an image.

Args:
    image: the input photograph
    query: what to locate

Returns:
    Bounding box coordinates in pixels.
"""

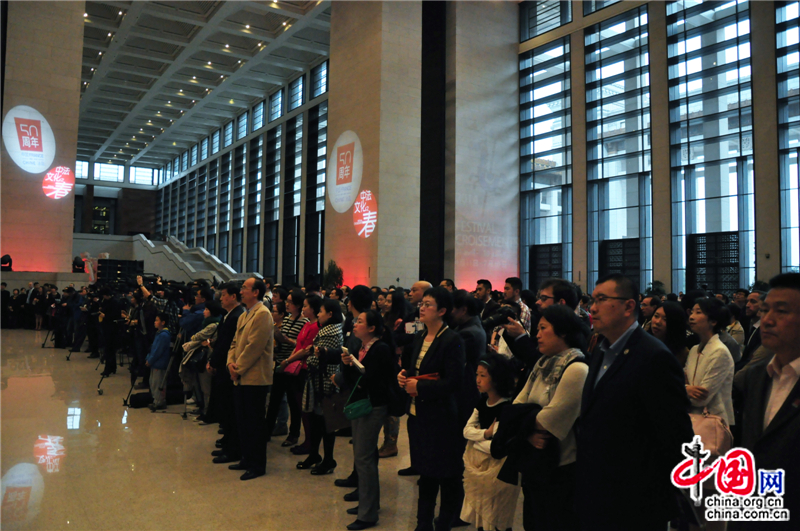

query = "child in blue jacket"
[146,312,172,411]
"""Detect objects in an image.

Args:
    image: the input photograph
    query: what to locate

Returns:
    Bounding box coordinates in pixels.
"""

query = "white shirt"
[764,355,800,430]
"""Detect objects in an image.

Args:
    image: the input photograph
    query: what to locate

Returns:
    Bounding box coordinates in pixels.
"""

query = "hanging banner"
[2,105,56,174]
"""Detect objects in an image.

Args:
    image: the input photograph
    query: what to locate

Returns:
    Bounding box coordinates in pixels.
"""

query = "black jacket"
[405,326,466,478]
[577,326,693,529]
[455,315,487,424]
[343,340,398,407]
[731,356,800,531]
[209,305,244,371]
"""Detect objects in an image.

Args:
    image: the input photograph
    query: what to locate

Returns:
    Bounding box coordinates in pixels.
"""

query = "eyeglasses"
[420,301,437,309]
[538,294,554,303]
[593,294,631,304]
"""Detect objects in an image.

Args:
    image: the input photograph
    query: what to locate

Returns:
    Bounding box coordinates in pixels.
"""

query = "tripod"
[153,332,188,419]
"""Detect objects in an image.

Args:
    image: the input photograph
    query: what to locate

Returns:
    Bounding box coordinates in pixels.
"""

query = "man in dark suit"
[474,279,499,331]
[732,273,800,531]
[1,282,10,329]
[208,282,245,464]
[451,290,487,422]
[577,273,693,531]
[738,290,766,371]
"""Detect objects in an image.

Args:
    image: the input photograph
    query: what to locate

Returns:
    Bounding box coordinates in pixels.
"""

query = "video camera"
[481,305,519,330]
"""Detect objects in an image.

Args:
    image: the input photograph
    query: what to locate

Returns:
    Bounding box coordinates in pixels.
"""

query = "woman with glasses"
[398,287,466,531]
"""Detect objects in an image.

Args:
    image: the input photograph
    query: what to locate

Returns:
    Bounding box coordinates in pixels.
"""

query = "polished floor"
[1,329,525,530]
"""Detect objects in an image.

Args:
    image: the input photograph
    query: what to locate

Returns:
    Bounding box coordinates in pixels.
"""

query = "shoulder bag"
[343,375,373,420]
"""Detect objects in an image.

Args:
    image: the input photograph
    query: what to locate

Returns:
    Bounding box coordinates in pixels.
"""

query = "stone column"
[1,1,84,272]
[325,2,422,288]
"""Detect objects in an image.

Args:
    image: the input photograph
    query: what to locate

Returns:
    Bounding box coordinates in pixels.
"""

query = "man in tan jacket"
[226,277,273,480]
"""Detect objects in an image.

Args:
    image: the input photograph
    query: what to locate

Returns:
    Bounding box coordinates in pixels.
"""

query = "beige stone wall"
[326,2,421,288]
[1,1,85,272]
[444,2,519,290]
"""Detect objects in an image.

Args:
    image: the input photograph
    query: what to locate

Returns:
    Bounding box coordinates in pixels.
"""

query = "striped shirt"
[275,315,309,363]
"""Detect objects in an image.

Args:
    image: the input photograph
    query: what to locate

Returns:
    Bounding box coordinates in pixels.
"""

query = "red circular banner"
[352,189,377,239]
[42,166,75,200]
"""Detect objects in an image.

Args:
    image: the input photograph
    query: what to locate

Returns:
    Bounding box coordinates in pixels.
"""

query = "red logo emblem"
[336,142,355,184]
[353,189,377,239]
[42,166,75,200]
[14,118,43,152]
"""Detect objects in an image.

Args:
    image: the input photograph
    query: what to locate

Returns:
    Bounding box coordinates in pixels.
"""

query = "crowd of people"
[2,271,799,531]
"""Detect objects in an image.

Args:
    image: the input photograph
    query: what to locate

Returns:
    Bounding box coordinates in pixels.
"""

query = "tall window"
[585,6,652,290]
[520,1,571,42]
[173,157,180,178]
[305,102,327,284]
[252,101,265,132]
[201,137,209,161]
[668,0,755,292]
[778,1,800,272]
[311,61,328,98]
[282,115,303,285]
[182,151,189,172]
[186,171,197,247]
[519,37,572,290]
[206,159,218,256]
[191,145,198,167]
[131,166,155,185]
[218,153,231,262]
[263,125,282,280]
[196,164,207,248]
[231,144,247,271]
[289,76,304,111]
[211,130,220,154]
[269,89,283,122]
[223,122,234,148]
[94,163,124,182]
[237,112,248,140]
[76,160,89,179]
[247,134,264,272]
[584,0,621,16]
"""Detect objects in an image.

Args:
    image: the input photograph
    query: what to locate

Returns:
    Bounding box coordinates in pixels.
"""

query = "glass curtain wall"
[778,1,800,272]
[282,115,304,286]
[263,126,282,280]
[668,0,755,292]
[585,5,653,291]
[519,37,573,290]
[247,135,264,273]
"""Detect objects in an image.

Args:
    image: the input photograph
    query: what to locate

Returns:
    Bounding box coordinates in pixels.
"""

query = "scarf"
[529,347,585,404]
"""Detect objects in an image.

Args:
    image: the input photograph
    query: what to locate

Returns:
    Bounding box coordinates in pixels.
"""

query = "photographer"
[125,289,157,389]
[98,287,122,377]
[138,277,180,337]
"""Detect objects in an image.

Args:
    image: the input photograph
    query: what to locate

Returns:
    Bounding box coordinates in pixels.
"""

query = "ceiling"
[79,0,331,169]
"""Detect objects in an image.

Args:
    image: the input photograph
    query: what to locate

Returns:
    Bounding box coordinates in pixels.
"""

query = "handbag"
[283,360,303,376]
[321,392,351,433]
[688,354,732,458]
[690,407,732,458]
[343,375,373,420]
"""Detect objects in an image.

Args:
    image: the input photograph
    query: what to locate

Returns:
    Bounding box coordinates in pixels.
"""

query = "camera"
[481,305,518,329]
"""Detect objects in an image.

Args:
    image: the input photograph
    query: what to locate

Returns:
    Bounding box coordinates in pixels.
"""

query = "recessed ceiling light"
[91,68,94,71]
[208,61,212,65]
[119,11,122,15]
[246,24,250,29]
[108,32,112,37]
[168,101,170,103]
[84,12,87,17]
[283,22,287,26]
[192,100,195,103]
[220,75,223,78]
[225,44,229,48]
[258,42,262,46]
[193,76,196,79]
[98,51,102,55]
[238,60,241,63]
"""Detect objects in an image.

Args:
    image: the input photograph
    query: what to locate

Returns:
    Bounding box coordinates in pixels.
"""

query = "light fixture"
[193,76,196,79]
[84,12,87,17]
[225,44,229,48]
[91,68,94,71]
[220,75,223,78]
[238,60,241,63]
[192,100,195,103]
[98,51,102,55]
[208,61,212,65]
[258,42,262,46]
[119,11,122,15]
[246,24,250,29]
[108,32,112,37]
[167,101,170,103]
[283,22,287,26]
